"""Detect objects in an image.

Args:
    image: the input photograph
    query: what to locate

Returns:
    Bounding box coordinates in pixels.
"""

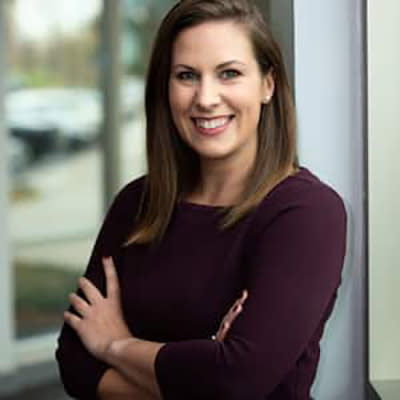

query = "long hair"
[124,0,299,246]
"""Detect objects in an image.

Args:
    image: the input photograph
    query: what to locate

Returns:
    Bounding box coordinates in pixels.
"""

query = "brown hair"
[124,0,299,246]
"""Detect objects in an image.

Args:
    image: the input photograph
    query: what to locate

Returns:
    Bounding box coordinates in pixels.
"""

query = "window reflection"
[7,0,269,339]
[120,0,176,182]
[7,0,104,338]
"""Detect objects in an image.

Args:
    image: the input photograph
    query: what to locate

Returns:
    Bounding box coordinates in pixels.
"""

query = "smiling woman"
[126,0,299,245]
[55,1,347,400]
[169,21,274,169]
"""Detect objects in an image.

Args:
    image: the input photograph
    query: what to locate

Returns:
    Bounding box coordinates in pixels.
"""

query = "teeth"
[195,117,230,129]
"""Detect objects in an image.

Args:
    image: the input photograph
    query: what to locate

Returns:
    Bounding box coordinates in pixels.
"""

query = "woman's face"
[169,20,274,165]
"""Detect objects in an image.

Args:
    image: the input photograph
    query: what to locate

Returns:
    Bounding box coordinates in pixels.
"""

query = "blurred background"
[3,0,172,341]
[1,0,268,344]
[0,0,174,398]
[0,0,399,399]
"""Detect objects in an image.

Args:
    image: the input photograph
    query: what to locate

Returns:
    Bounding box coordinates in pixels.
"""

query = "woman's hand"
[64,256,132,361]
[213,290,248,342]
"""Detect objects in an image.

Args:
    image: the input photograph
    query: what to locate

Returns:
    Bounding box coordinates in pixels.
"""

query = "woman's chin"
[194,148,233,161]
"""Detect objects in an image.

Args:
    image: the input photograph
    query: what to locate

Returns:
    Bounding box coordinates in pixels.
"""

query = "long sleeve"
[154,185,347,399]
[55,178,144,399]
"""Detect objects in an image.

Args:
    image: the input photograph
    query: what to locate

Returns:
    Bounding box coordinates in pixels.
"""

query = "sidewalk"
[10,116,146,271]
[1,382,69,400]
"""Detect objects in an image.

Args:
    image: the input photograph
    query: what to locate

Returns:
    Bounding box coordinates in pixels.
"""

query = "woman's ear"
[261,69,275,104]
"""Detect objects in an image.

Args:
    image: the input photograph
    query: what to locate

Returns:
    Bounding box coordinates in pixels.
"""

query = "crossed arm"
[64,257,248,400]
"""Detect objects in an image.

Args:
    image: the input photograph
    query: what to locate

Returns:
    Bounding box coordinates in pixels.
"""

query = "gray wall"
[267,0,295,89]
[294,1,366,399]
[267,1,367,398]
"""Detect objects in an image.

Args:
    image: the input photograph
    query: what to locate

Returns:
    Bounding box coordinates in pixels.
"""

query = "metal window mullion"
[0,0,16,375]
[101,0,122,213]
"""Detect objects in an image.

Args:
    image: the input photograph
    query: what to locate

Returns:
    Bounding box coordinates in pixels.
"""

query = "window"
[7,0,104,338]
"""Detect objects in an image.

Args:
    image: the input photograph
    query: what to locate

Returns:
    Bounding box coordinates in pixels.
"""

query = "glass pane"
[6,0,103,338]
[120,0,176,184]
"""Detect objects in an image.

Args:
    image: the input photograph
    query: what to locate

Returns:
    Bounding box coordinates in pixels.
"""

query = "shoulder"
[249,167,347,234]
[98,176,147,252]
[104,175,147,225]
[262,166,346,214]
[112,175,147,208]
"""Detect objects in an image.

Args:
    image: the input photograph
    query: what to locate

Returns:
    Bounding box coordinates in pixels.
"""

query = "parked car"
[5,79,144,158]
[6,88,101,155]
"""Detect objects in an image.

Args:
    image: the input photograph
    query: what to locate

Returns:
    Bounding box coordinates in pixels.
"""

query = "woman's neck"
[186,157,253,206]
[184,163,299,207]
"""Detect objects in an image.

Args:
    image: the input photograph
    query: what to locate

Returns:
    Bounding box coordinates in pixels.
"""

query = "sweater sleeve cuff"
[55,344,110,399]
[87,364,110,400]
[154,339,219,400]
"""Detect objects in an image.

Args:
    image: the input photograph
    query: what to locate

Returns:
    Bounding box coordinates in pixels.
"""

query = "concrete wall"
[294,1,366,399]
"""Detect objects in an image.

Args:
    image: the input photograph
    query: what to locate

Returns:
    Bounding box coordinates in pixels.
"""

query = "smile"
[191,116,235,136]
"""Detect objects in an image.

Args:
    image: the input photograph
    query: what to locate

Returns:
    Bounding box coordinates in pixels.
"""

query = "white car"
[6,88,101,153]
[6,79,144,156]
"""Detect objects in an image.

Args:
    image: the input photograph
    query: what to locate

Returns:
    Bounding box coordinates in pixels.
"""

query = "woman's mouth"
[191,116,235,136]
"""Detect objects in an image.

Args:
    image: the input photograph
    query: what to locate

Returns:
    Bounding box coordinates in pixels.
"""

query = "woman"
[56,1,347,399]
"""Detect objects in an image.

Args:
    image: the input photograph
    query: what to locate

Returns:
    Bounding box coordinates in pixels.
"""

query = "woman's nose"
[194,78,221,109]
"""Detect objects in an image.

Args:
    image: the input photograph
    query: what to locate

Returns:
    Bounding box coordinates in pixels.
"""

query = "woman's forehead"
[171,21,255,66]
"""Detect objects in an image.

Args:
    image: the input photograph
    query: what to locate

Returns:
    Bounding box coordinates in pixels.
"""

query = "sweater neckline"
[176,166,310,212]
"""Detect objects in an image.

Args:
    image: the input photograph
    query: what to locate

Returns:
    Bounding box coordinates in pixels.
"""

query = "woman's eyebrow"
[172,60,247,71]
[216,60,247,69]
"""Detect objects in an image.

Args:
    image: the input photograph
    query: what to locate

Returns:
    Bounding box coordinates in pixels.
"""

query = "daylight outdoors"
[6,0,174,338]
[5,0,267,340]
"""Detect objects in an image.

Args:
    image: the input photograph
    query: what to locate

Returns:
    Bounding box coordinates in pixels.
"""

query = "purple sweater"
[55,166,347,400]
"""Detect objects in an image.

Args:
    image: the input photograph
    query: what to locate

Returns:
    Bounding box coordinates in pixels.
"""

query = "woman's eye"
[176,71,197,81]
[221,70,241,80]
